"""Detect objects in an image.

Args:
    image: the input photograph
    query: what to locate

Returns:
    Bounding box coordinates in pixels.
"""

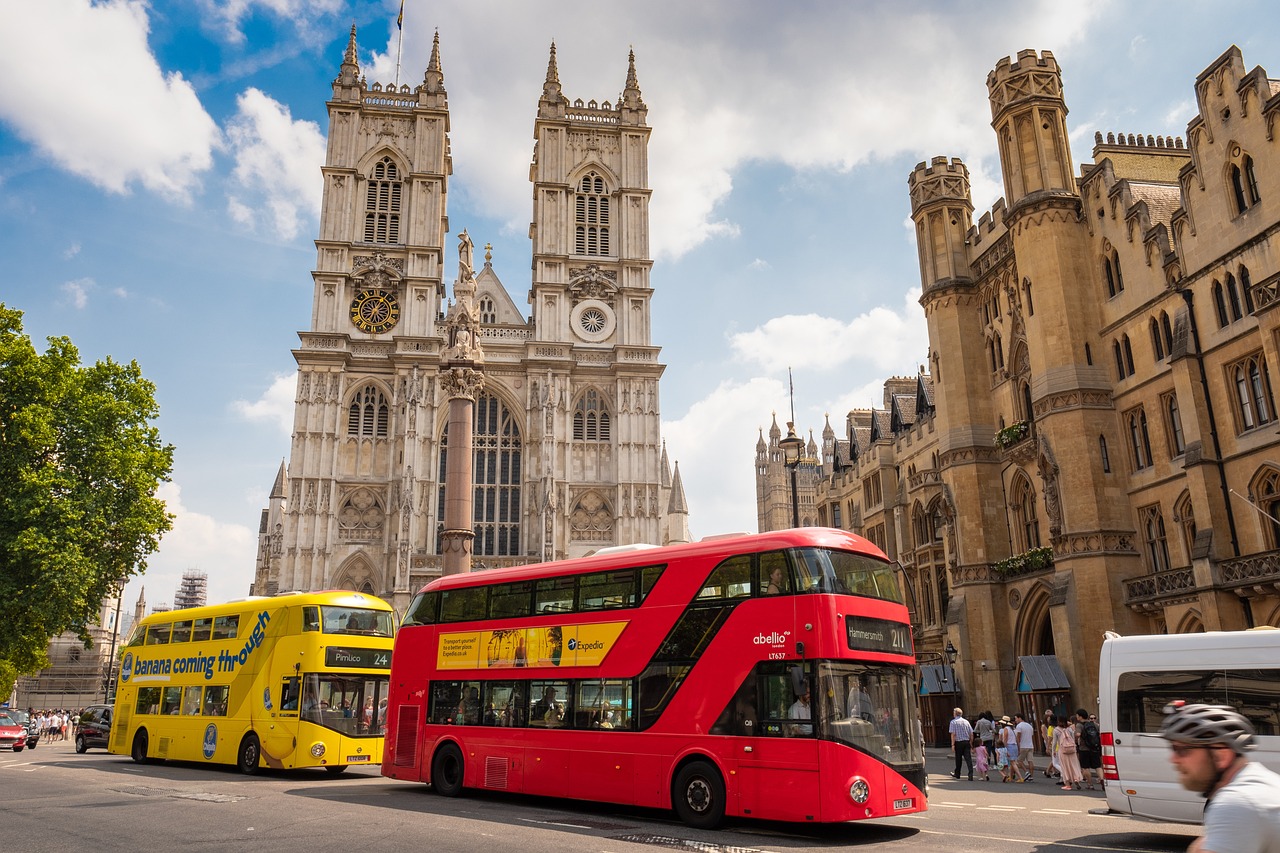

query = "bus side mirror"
[795,641,805,658]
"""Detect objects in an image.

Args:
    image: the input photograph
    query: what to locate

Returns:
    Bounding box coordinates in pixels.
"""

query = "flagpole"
[395,2,405,86]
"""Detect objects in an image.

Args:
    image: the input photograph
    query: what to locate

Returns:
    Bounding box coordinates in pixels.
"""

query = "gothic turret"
[987,50,1076,215]
[620,48,647,125]
[422,29,446,100]
[335,23,360,91]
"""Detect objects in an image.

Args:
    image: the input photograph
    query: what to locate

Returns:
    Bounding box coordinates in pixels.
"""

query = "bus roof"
[134,590,394,625]
[420,527,885,593]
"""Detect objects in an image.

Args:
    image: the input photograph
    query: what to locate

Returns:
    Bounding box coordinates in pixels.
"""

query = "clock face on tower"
[349,289,401,334]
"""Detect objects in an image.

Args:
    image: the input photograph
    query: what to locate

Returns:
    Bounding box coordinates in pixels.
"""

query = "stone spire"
[620,47,646,123]
[544,41,562,98]
[665,461,691,544]
[337,22,360,86]
[423,29,445,94]
[270,460,286,499]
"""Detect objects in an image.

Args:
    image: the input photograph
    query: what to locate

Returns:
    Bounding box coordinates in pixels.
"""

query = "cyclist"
[1161,701,1280,853]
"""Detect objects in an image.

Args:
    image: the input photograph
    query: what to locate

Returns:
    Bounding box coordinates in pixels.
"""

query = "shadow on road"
[1028,830,1197,852]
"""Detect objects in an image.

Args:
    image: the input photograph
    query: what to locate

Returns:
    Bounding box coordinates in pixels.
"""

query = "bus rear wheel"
[430,742,464,796]
[131,730,149,764]
[237,733,261,775]
[673,759,725,830]
[324,764,348,775]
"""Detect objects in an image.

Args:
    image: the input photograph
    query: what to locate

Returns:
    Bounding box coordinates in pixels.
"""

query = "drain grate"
[609,835,773,853]
[113,785,247,804]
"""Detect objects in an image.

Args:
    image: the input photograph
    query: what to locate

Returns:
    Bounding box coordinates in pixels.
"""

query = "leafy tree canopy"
[0,305,174,696]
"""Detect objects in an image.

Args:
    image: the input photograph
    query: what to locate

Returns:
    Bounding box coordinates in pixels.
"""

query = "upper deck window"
[790,547,903,604]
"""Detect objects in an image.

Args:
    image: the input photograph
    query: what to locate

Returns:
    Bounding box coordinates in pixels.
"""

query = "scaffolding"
[173,570,208,610]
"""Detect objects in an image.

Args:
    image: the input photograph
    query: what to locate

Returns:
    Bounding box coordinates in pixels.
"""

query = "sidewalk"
[924,746,1109,795]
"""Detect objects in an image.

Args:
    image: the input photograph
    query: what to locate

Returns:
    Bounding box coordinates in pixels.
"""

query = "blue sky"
[2,0,1278,612]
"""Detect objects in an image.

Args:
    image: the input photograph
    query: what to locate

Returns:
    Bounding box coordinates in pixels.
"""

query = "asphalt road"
[1,739,1200,853]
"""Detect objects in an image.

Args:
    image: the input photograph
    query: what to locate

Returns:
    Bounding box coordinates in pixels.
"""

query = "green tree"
[0,305,174,697]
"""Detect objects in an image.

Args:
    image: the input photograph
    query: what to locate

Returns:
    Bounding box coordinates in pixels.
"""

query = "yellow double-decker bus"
[109,591,395,774]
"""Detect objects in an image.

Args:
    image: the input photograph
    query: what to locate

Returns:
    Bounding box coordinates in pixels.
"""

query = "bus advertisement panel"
[108,591,395,774]
[382,528,926,827]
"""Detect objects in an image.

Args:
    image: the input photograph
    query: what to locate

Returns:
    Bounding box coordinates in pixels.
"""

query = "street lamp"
[779,421,804,528]
[944,639,959,693]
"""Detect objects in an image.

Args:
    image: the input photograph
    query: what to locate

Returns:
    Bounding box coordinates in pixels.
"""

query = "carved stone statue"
[458,229,475,283]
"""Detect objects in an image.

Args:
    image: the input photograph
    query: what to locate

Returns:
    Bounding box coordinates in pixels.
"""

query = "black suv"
[75,704,113,753]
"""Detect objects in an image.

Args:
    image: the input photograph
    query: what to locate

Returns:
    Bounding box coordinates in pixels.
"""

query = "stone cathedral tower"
[254,30,688,613]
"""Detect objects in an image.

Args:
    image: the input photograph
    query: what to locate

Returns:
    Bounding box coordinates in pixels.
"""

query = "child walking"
[974,742,990,781]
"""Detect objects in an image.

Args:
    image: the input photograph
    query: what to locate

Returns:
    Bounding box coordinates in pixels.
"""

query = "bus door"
[260,675,300,767]
[728,665,820,821]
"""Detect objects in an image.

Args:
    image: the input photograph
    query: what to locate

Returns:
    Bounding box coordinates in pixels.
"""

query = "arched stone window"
[363,156,402,244]
[1010,473,1040,552]
[1229,152,1261,215]
[1173,491,1196,565]
[1252,467,1280,549]
[1140,504,1171,573]
[573,171,610,256]
[572,389,612,441]
[347,385,390,436]
[479,296,496,324]
[437,392,523,557]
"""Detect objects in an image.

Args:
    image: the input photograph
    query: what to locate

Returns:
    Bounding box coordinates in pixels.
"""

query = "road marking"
[930,803,967,809]
[1034,808,1081,814]
[977,805,1025,811]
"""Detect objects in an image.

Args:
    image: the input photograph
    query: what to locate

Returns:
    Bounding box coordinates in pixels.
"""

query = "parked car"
[4,709,38,749]
[0,712,28,752]
[75,704,113,753]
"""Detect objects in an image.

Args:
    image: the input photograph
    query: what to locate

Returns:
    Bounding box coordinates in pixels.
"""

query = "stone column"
[440,366,483,575]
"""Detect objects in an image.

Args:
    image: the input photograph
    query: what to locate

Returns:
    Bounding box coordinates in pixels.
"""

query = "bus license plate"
[893,798,914,810]
[346,755,370,763]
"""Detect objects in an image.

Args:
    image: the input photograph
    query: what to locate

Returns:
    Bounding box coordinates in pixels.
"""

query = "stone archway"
[1014,582,1056,657]
[332,553,379,596]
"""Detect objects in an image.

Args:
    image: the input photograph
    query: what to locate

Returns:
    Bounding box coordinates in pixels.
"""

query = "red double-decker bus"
[382,528,926,827]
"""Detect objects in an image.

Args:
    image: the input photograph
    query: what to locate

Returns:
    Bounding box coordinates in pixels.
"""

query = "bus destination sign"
[325,646,391,669]
[844,615,911,656]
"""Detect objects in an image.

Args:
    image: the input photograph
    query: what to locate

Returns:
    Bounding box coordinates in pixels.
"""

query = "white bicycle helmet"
[1159,702,1256,754]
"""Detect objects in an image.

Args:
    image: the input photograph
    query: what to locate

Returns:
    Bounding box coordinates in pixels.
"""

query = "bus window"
[530,680,572,728]
[640,564,665,601]
[190,617,213,642]
[302,606,320,632]
[575,679,633,730]
[212,615,239,640]
[488,581,533,619]
[535,577,574,614]
[712,676,759,736]
[136,687,161,715]
[124,623,147,646]
[485,682,525,727]
[146,624,172,645]
[578,569,637,611]
[280,677,300,711]
[182,686,202,715]
[160,686,182,715]
[402,593,438,627]
[455,683,481,725]
[321,606,395,636]
[429,681,463,725]
[758,551,791,595]
[170,620,192,643]
[697,555,752,600]
[440,587,487,623]
[204,685,229,716]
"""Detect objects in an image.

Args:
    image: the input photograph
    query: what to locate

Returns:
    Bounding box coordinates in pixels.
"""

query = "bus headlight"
[310,742,326,758]
[849,778,870,804]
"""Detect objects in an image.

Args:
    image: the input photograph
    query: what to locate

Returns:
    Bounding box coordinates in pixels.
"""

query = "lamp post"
[944,639,959,694]
[779,421,804,528]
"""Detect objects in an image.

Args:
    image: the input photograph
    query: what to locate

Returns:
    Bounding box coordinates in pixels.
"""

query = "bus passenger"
[765,565,785,595]
[456,687,480,725]
[532,686,564,727]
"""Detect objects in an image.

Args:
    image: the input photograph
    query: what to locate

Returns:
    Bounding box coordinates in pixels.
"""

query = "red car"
[0,712,28,752]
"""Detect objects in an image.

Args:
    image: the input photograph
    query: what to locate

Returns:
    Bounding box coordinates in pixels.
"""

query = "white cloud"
[126,480,257,612]
[0,0,220,199]
[747,259,770,271]
[729,287,927,374]
[233,372,297,436]
[194,0,343,44]
[63,243,81,259]
[59,277,94,309]
[663,377,786,537]
[225,88,326,239]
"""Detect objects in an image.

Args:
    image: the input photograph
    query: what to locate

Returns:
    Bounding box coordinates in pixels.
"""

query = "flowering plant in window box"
[995,420,1030,449]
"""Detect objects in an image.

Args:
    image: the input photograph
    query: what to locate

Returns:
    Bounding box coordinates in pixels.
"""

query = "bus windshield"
[792,547,904,603]
[816,661,922,767]
[314,606,395,637]
[299,673,389,736]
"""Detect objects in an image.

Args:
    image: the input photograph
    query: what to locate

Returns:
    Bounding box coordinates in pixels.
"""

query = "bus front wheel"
[130,730,149,764]
[237,734,261,775]
[673,759,726,830]
[431,742,464,796]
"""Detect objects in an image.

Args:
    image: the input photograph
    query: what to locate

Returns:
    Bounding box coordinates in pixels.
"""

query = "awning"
[919,664,959,695]
[1016,655,1070,692]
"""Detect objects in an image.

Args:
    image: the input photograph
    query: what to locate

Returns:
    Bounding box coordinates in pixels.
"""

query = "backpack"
[1080,720,1101,752]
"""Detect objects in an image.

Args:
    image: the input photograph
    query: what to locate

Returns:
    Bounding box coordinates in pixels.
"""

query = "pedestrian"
[1075,708,1104,790]
[974,740,990,781]
[1014,712,1036,782]
[1042,709,1061,779]
[1161,701,1280,853]
[1054,714,1084,790]
[948,707,974,781]
[1000,716,1021,782]
[975,710,996,769]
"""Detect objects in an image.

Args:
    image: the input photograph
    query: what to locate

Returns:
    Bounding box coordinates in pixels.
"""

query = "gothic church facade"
[254,29,688,614]
[764,45,1280,732]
